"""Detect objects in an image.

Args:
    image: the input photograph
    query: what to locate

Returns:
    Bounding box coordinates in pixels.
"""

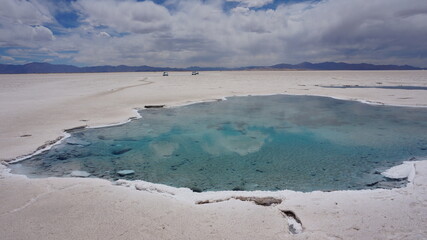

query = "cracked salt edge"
[6,132,71,165]
[2,95,425,201]
[2,160,423,206]
[86,108,143,129]
[109,160,424,202]
[5,108,142,164]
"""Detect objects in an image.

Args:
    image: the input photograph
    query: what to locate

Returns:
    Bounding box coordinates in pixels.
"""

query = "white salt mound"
[381,162,415,180]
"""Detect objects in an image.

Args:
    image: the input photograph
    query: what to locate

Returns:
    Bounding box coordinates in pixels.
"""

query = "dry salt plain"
[0,71,427,240]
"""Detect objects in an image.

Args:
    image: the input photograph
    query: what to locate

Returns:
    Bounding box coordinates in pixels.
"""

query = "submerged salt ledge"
[8,148,415,203]
[111,160,425,203]
[70,170,91,178]
[5,146,422,208]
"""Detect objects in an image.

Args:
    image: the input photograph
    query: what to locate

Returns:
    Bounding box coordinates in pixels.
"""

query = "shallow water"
[11,95,427,192]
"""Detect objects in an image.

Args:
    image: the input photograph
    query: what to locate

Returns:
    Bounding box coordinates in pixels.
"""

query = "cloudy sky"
[1,0,427,67]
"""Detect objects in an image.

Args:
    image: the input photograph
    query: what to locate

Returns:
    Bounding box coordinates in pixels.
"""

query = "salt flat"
[1,71,427,239]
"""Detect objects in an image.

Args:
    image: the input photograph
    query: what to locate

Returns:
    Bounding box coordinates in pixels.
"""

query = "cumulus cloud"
[73,0,171,34]
[0,24,55,47]
[226,0,273,8]
[0,0,52,25]
[32,25,55,41]
[1,0,427,67]
[0,0,55,47]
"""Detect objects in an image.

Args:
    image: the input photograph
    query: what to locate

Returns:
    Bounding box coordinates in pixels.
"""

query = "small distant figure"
[163,72,169,76]
[192,71,199,75]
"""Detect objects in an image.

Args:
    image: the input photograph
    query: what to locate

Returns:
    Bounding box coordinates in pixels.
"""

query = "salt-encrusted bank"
[9,94,427,192]
[1,71,427,239]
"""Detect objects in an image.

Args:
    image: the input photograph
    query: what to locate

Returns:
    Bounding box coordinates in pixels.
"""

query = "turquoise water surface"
[11,95,427,192]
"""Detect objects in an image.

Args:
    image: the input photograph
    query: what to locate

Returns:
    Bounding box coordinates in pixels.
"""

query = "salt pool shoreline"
[7,94,427,192]
[6,92,427,164]
[1,71,427,239]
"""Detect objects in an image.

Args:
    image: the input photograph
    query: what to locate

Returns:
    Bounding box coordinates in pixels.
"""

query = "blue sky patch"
[55,11,81,29]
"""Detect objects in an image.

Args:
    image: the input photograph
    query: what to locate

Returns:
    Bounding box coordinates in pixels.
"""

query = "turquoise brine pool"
[11,95,427,192]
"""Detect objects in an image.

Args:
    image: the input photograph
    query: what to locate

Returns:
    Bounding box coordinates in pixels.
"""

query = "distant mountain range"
[0,61,424,74]
[248,62,424,71]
